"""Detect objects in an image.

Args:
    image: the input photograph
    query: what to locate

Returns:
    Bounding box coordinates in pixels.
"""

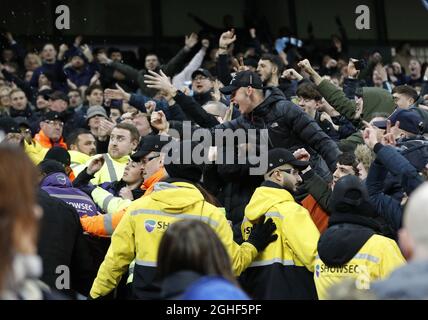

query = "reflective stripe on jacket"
[74,153,129,185]
[314,234,405,299]
[240,184,320,299]
[90,181,258,299]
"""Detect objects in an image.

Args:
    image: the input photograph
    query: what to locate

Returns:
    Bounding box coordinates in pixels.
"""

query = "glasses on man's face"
[19,127,31,135]
[271,168,300,176]
[46,120,64,127]
[193,75,208,81]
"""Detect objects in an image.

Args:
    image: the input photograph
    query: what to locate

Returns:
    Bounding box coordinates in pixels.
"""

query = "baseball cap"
[266,148,309,173]
[191,68,213,80]
[48,90,69,103]
[220,70,263,95]
[86,106,108,122]
[13,116,31,129]
[0,117,20,134]
[42,111,63,122]
[130,135,173,161]
[373,108,424,134]
[38,159,66,175]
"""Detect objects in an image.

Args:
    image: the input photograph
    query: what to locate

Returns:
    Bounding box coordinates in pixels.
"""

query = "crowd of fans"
[1,16,428,300]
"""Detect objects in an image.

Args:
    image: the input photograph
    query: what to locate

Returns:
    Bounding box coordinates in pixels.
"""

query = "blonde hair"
[354,144,374,173]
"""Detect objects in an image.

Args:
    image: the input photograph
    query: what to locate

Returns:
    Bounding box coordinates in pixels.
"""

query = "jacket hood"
[40,172,72,188]
[317,221,375,267]
[244,184,294,221]
[362,87,395,121]
[149,181,205,214]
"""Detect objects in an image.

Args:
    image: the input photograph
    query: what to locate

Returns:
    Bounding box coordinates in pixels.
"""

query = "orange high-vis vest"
[34,130,67,150]
[80,169,166,237]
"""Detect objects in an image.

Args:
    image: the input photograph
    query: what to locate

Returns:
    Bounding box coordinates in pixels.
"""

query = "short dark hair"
[66,128,92,147]
[296,82,322,101]
[114,122,140,142]
[85,84,103,97]
[108,47,121,56]
[145,52,158,59]
[260,53,284,76]
[337,152,359,175]
[68,88,81,97]
[392,85,419,103]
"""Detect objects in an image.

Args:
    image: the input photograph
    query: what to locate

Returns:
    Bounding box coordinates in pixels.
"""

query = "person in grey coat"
[371,183,428,299]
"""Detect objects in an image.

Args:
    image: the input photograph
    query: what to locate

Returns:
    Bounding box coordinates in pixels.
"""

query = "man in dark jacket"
[217,71,341,174]
[363,122,426,232]
[9,88,40,134]
[37,189,97,298]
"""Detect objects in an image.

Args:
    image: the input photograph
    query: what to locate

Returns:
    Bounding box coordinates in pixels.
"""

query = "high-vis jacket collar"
[245,186,294,221]
[150,181,205,214]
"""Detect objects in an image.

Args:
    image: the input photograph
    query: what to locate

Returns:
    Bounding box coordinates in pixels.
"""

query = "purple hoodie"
[41,172,99,217]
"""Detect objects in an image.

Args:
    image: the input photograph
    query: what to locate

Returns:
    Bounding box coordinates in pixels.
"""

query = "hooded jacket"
[317,79,395,122]
[239,181,320,299]
[89,181,258,299]
[41,172,98,217]
[216,87,340,172]
[314,213,405,299]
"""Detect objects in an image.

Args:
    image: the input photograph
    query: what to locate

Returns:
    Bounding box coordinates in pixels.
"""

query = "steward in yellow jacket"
[240,148,320,299]
[314,175,405,299]
[69,150,91,170]
[90,141,277,299]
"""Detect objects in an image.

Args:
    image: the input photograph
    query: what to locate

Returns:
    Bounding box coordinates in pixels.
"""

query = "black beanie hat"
[330,175,375,217]
[38,159,66,175]
[163,140,202,183]
[44,146,71,166]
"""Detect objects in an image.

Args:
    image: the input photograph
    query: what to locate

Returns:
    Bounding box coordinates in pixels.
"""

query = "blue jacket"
[64,63,98,88]
[366,144,424,231]
[30,61,68,93]
[41,172,99,217]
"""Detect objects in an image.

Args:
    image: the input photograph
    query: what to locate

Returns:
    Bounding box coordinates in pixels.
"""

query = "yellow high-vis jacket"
[90,181,258,299]
[24,139,48,165]
[314,233,406,300]
[69,150,91,170]
[74,153,129,185]
[240,182,320,299]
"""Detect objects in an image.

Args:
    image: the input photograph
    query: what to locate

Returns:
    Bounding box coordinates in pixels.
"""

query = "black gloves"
[247,217,278,252]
